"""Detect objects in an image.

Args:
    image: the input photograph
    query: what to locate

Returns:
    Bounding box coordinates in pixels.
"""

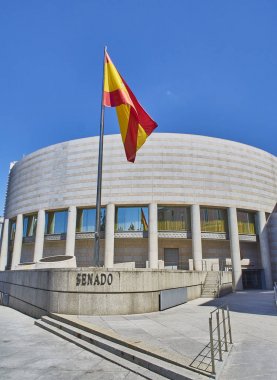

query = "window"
[158,206,190,231]
[76,208,105,232]
[200,207,227,232]
[9,220,16,240]
[115,207,148,232]
[23,214,37,237]
[45,210,68,234]
[237,210,256,235]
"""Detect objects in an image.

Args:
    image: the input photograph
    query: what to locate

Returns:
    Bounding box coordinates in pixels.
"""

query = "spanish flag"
[103,52,157,162]
[141,208,148,231]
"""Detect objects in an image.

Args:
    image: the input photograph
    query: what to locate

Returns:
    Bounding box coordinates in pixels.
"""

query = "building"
[0,133,276,290]
[0,217,4,240]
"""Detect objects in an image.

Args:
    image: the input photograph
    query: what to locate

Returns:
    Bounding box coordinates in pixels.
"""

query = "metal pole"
[209,316,215,374]
[227,305,233,344]
[222,307,228,352]
[216,310,222,361]
[94,46,107,266]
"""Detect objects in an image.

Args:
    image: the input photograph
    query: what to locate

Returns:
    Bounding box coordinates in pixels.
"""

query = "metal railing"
[0,291,9,306]
[190,304,232,375]
[274,282,277,306]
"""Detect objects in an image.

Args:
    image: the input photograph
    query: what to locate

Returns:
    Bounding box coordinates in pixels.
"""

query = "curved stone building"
[1,133,276,290]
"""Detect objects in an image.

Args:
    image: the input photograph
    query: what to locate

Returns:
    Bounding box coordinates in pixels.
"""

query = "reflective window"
[23,214,37,237]
[45,210,68,234]
[9,220,16,240]
[158,206,190,231]
[76,208,105,232]
[115,207,148,231]
[200,207,227,232]
[237,210,256,235]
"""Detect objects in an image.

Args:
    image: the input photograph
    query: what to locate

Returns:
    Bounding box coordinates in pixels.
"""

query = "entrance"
[242,269,263,289]
[164,248,179,269]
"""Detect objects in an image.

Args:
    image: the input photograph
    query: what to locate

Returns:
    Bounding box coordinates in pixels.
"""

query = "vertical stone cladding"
[33,210,45,263]
[104,203,115,267]
[268,205,277,282]
[65,206,77,256]
[11,214,23,269]
[257,211,273,289]
[148,203,158,268]
[0,219,9,270]
[228,207,243,290]
[191,204,202,270]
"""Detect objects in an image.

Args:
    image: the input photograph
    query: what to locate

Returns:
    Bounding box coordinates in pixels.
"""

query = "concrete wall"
[239,242,261,267]
[74,239,104,267]
[202,240,230,260]
[114,239,148,267]
[0,268,233,318]
[20,243,34,263]
[43,241,66,258]
[158,239,192,269]
[268,205,277,282]
[4,133,277,219]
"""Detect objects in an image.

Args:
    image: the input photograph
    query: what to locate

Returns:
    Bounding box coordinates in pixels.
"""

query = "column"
[0,219,9,271]
[148,203,158,269]
[65,206,77,256]
[191,204,202,271]
[104,203,115,268]
[228,207,243,290]
[33,210,45,263]
[257,211,273,290]
[11,214,23,270]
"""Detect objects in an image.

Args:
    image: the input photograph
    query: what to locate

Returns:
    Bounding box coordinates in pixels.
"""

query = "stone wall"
[0,268,232,318]
[20,243,34,263]
[5,134,277,219]
[268,205,277,282]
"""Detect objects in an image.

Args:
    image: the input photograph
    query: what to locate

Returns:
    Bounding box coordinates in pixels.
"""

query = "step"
[35,317,209,380]
[203,285,218,288]
[49,313,209,374]
[36,319,164,380]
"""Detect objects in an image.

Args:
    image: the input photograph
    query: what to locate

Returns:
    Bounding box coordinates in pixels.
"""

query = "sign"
[76,272,113,286]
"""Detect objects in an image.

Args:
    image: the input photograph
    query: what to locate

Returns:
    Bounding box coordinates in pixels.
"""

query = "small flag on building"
[103,52,157,162]
[141,208,148,231]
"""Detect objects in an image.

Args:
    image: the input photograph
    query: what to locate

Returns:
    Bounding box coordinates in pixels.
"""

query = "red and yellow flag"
[103,52,157,162]
[141,208,148,231]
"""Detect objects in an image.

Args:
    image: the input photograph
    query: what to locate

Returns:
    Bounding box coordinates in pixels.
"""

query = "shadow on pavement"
[199,290,277,316]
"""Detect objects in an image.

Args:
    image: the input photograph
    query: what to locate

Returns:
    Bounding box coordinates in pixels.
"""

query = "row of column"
[0,204,273,290]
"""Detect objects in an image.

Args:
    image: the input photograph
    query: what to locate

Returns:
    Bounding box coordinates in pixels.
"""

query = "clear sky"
[0,0,277,214]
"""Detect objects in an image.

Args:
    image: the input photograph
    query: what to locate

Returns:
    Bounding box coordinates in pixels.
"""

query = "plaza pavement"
[77,290,277,379]
[0,290,277,379]
[0,305,145,379]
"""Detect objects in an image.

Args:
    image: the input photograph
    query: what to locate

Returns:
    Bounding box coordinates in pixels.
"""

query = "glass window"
[158,206,190,231]
[237,210,256,235]
[9,220,16,240]
[115,207,148,232]
[45,210,68,234]
[76,208,105,232]
[23,214,37,237]
[200,207,227,232]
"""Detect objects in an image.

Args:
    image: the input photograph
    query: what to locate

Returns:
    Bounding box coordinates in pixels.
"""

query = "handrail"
[190,304,232,375]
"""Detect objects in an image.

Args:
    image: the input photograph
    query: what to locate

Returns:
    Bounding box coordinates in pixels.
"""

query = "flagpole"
[94,46,107,267]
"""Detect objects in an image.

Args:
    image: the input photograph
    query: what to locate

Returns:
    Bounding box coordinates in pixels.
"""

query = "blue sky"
[0,1,277,214]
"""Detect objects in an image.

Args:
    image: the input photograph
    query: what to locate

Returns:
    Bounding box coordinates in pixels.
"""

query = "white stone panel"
[4,134,277,219]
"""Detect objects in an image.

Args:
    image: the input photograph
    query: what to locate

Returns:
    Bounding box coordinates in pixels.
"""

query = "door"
[164,248,179,269]
[242,269,262,289]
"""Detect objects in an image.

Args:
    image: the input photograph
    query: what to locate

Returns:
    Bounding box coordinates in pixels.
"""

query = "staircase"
[35,314,209,380]
[201,272,220,298]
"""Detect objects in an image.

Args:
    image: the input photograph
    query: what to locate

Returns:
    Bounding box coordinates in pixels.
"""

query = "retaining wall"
[0,269,232,318]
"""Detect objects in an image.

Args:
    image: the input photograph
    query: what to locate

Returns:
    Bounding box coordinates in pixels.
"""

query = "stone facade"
[0,268,232,317]
[0,134,276,290]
